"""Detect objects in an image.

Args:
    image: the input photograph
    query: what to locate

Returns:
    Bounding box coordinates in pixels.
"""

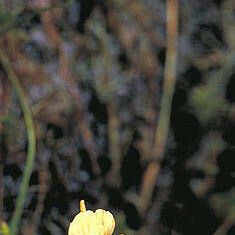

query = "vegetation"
[0,0,234,234]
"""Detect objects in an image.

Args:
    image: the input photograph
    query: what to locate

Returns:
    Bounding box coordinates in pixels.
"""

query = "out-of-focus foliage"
[0,0,235,235]
[189,77,228,124]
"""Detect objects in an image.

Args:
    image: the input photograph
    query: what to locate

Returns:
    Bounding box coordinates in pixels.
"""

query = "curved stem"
[0,51,36,235]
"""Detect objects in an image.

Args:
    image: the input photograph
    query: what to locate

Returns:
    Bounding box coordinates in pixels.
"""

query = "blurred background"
[0,0,235,234]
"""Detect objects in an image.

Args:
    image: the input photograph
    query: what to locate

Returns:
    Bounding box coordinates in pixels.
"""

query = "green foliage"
[0,4,22,35]
[210,188,235,220]
[189,77,228,125]
[114,213,136,235]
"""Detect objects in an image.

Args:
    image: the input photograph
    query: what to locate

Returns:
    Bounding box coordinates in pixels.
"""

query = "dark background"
[0,0,235,234]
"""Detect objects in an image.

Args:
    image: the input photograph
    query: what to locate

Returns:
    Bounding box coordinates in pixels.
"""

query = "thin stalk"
[0,51,36,235]
[153,0,178,161]
[139,0,179,214]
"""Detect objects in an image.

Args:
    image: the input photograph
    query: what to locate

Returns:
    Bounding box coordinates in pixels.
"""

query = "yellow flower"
[68,200,115,235]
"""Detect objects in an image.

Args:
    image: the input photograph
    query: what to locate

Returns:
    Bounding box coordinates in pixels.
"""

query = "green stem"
[0,51,36,235]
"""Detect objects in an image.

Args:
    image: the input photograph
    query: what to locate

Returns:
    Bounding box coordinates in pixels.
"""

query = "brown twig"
[37,0,100,175]
[106,102,121,187]
[139,0,179,215]
[87,13,122,187]
[22,165,49,235]
[100,24,122,188]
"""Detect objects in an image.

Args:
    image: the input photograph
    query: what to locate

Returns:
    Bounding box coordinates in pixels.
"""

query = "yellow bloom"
[68,200,115,235]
